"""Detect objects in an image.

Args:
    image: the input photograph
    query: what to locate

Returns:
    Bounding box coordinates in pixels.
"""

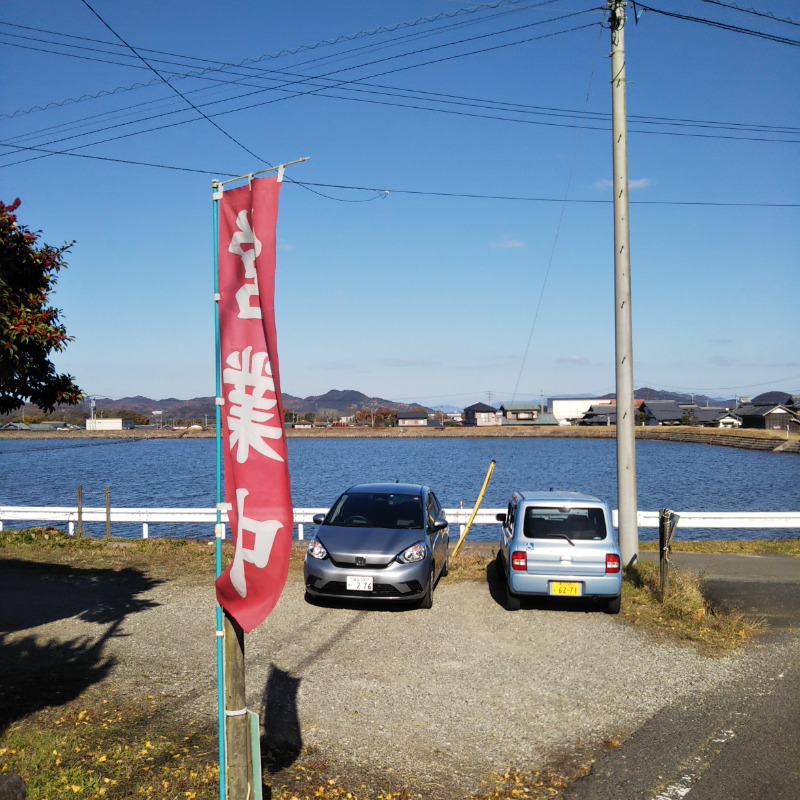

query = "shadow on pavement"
[261,664,303,774]
[0,558,162,733]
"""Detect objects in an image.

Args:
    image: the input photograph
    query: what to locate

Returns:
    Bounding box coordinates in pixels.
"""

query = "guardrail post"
[77,486,83,539]
[105,487,111,539]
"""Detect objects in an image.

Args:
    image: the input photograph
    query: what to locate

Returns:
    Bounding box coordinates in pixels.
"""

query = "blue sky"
[2,0,798,407]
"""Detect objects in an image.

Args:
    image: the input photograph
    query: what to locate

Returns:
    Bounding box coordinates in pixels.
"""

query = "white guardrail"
[0,506,799,540]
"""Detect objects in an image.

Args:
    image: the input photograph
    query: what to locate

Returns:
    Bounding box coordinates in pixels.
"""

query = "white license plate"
[346,575,373,592]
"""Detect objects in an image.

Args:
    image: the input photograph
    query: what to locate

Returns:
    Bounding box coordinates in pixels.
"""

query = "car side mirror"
[496,513,507,523]
[432,518,448,532]
[312,513,326,524]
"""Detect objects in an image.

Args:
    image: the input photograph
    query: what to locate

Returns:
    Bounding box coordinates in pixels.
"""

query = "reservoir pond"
[1,437,797,542]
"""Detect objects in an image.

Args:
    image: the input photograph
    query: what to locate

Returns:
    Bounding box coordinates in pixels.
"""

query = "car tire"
[419,567,434,610]
[605,594,622,615]
[504,578,521,611]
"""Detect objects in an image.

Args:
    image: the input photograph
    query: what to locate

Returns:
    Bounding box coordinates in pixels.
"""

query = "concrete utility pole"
[609,0,639,565]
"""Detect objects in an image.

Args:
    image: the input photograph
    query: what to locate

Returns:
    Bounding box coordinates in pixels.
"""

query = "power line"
[0,0,558,119]
[0,15,602,170]
[699,0,800,27]
[2,139,795,209]
[4,14,797,176]
[3,1,797,162]
[636,2,800,45]
[78,0,271,168]
[291,182,800,208]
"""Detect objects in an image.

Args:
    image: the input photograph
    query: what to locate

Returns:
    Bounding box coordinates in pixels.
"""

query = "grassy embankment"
[1,530,797,800]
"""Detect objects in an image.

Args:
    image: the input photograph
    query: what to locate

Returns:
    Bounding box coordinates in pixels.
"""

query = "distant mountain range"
[6,386,743,422]
[87,387,739,417]
[55,389,434,421]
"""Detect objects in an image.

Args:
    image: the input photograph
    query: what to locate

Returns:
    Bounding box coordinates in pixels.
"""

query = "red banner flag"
[215,177,293,633]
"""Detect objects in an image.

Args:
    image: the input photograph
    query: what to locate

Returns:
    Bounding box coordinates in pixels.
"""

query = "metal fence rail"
[1,506,799,540]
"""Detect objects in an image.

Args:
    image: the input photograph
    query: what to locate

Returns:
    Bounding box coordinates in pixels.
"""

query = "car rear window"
[326,492,424,529]
[522,507,607,540]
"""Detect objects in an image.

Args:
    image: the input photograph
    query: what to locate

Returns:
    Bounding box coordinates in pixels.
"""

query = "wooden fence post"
[105,487,111,539]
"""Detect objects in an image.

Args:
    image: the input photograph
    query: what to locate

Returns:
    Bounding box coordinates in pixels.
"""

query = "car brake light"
[606,553,621,573]
[511,551,527,571]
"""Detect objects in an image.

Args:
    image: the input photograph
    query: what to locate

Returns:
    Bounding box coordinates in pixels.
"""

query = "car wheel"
[605,594,622,615]
[504,578,521,611]
[419,567,434,610]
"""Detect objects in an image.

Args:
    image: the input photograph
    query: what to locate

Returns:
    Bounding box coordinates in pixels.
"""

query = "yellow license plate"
[550,582,582,597]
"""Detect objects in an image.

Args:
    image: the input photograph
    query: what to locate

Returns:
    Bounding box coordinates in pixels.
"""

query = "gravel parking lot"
[1,556,764,799]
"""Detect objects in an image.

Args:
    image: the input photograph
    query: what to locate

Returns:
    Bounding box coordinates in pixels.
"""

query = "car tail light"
[511,551,527,571]
[606,553,621,573]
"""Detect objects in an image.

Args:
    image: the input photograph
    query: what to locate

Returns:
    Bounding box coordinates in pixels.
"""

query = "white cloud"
[556,355,592,366]
[377,358,442,369]
[490,235,526,250]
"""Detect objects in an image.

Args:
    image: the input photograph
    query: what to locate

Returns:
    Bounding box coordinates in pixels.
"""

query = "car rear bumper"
[508,572,622,598]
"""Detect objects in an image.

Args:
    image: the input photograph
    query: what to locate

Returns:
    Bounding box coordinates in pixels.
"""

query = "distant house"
[734,403,800,432]
[579,400,645,426]
[28,422,64,431]
[1,422,30,431]
[395,411,429,428]
[463,403,500,427]
[532,411,560,426]
[689,407,741,428]
[579,404,617,426]
[550,397,609,425]
[639,400,684,426]
[499,403,539,425]
[86,418,134,431]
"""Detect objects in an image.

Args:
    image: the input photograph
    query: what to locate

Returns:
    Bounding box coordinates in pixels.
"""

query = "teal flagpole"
[211,179,227,800]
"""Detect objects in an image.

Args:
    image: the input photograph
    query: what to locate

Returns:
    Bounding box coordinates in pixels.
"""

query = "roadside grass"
[640,538,800,557]
[620,560,759,655]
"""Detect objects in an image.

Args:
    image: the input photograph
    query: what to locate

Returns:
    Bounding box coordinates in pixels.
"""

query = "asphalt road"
[564,551,800,800]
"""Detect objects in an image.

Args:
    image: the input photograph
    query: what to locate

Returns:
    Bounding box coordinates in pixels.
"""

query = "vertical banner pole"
[212,181,228,800]
[214,160,306,798]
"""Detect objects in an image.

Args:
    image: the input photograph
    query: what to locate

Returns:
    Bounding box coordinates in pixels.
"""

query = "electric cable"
[635,2,800,45]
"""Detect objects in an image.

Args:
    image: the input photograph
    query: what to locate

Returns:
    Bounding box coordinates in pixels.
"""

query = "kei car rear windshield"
[523,507,607,540]
[325,492,424,529]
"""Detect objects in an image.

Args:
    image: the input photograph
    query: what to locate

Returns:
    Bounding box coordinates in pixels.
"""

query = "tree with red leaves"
[0,198,82,414]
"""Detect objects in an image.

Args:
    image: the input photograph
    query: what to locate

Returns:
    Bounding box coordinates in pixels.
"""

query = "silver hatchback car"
[304,483,450,608]
[497,490,622,613]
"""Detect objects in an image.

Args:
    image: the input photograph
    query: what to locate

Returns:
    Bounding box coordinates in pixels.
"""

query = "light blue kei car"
[496,490,623,613]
